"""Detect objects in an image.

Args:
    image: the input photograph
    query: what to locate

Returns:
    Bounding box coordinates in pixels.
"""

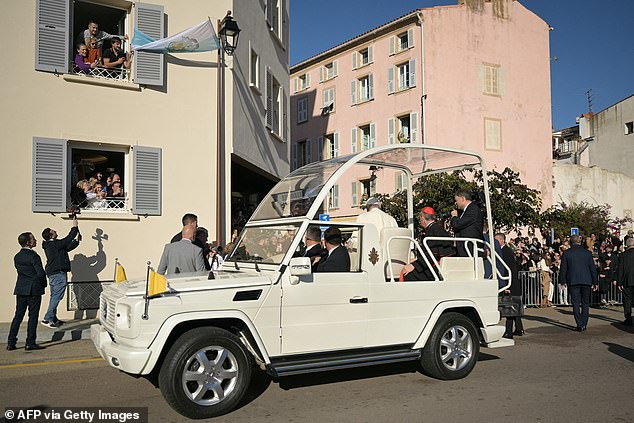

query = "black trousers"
[7,295,42,347]
[570,285,591,329]
[623,286,634,319]
[505,316,524,334]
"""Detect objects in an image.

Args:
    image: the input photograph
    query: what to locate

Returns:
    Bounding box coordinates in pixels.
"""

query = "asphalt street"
[1,306,633,423]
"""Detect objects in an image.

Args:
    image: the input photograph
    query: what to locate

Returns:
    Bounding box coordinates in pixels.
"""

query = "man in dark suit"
[450,190,484,257]
[496,232,524,339]
[302,225,327,271]
[559,235,598,331]
[402,207,454,281]
[618,237,634,326]
[315,227,350,273]
[7,232,47,351]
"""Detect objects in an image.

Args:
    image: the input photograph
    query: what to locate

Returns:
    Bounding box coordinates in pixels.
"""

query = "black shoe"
[25,344,46,351]
[41,320,58,329]
[6,345,16,351]
[503,332,513,339]
[624,318,633,326]
[574,326,584,332]
[513,330,525,336]
[582,326,587,331]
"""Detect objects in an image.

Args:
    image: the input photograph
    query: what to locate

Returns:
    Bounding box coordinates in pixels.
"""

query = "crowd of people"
[71,171,125,209]
[73,20,131,76]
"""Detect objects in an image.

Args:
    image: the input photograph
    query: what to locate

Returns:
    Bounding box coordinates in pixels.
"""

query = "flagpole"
[113,257,119,281]
[216,14,227,248]
[142,261,151,320]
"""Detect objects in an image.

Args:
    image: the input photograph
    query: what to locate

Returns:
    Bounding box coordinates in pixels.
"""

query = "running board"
[268,346,421,378]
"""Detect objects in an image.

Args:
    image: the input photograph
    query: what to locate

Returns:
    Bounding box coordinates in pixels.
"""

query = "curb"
[0,319,97,345]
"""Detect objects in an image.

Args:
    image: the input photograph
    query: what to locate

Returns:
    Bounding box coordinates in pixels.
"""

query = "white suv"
[91,145,511,419]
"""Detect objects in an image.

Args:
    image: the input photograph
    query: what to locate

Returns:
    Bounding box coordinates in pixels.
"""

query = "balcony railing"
[72,65,130,81]
[70,196,129,213]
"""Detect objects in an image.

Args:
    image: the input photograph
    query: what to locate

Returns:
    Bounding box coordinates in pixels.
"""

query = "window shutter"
[266,67,273,128]
[282,89,288,141]
[389,36,395,55]
[351,128,357,153]
[134,3,165,86]
[333,60,338,77]
[318,136,324,161]
[370,123,376,148]
[408,28,414,48]
[333,132,339,157]
[132,146,162,216]
[368,74,374,100]
[266,0,273,27]
[291,143,297,170]
[388,67,395,94]
[351,182,358,207]
[368,45,374,63]
[409,58,416,87]
[322,89,327,108]
[306,138,312,163]
[305,73,310,87]
[293,77,298,93]
[331,185,339,209]
[395,173,401,191]
[319,66,324,82]
[32,137,67,213]
[352,51,358,69]
[410,112,419,143]
[350,80,357,105]
[388,118,395,144]
[35,0,70,73]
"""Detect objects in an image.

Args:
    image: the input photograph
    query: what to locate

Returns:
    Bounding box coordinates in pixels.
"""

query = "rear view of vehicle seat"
[381,227,413,280]
[439,257,485,280]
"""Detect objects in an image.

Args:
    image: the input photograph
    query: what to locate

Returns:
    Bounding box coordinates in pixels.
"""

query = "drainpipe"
[417,11,426,144]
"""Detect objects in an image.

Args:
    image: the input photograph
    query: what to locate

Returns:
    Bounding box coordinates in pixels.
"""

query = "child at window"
[85,37,102,66]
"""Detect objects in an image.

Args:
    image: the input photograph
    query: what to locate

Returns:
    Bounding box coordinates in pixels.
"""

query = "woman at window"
[85,37,102,66]
[74,44,98,73]
[87,183,108,209]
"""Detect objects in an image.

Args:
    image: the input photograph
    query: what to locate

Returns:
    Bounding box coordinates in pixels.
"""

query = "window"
[485,118,502,150]
[294,73,310,93]
[322,87,335,114]
[398,32,409,50]
[325,133,339,159]
[389,59,416,94]
[351,181,359,207]
[329,184,340,209]
[250,47,259,89]
[398,62,410,90]
[267,0,283,42]
[321,60,338,82]
[35,0,165,86]
[353,46,373,69]
[297,97,308,124]
[483,64,500,96]
[358,124,376,150]
[266,68,286,139]
[357,75,373,102]
[360,48,370,65]
[389,28,414,55]
[395,173,407,192]
[32,137,161,215]
[625,121,634,135]
[296,139,311,168]
[398,115,411,142]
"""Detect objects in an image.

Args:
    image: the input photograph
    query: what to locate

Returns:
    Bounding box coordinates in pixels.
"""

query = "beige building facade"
[0,0,289,322]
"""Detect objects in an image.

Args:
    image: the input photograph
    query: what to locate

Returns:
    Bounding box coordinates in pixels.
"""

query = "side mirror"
[289,257,312,276]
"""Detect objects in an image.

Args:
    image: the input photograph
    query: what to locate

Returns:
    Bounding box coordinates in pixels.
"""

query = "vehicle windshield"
[249,160,346,221]
[227,223,301,264]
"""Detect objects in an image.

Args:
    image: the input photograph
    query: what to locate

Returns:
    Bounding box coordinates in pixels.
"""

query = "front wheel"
[158,327,252,419]
[420,312,480,380]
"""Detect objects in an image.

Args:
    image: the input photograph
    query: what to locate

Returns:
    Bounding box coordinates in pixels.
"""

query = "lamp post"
[216,11,241,246]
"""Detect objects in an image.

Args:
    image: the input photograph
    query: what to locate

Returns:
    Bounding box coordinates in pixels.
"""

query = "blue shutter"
[32,137,67,212]
[132,146,162,215]
[133,3,164,86]
[35,0,71,73]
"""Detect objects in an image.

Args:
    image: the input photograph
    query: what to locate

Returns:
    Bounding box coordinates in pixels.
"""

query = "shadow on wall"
[70,228,108,319]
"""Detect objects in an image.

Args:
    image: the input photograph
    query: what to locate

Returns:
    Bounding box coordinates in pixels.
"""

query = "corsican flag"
[132,19,219,53]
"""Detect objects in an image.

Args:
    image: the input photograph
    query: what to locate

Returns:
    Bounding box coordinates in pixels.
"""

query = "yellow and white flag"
[148,271,168,297]
[115,263,127,283]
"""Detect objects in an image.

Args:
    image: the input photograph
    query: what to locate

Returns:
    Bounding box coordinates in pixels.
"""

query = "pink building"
[290,0,552,217]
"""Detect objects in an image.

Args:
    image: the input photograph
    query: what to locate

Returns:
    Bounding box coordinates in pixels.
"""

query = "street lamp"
[218,11,241,56]
[216,11,240,246]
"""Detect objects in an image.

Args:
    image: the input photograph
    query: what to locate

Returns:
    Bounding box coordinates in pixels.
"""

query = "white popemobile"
[91,145,512,419]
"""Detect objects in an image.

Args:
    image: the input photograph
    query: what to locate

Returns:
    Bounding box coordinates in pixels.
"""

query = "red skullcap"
[421,206,436,215]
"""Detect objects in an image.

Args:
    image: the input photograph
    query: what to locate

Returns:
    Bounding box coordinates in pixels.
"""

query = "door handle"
[349,297,368,304]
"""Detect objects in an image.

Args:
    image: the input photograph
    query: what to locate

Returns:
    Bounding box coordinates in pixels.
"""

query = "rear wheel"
[159,327,252,419]
[420,312,480,380]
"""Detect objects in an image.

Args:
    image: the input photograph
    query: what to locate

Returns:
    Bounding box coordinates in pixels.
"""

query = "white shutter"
[333,132,340,157]
[306,138,312,163]
[32,137,67,212]
[351,182,358,207]
[351,128,357,153]
[266,67,273,128]
[350,80,357,105]
[352,51,358,69]
[410,112,419,143]
[368,45,374,63]
[319,66,324,82]
[291,143,297,170]
[132,146,162,216]
[318,136,324,160]
[306,73,311,87]
[333,60,338,77]
[409,58,416,87]
[485,119,502,150]
[331,184,339,209]
[388,118,395,144]
[370,123,376,148]
[282,89,288,141]
[408,28,414,48]
[368,73,374,100]
[388,67,395,94]
[134,3,165,86]
[35,0,70,73]
[293,77,298,93]
[389,35,396,55]
[323,89,328,108]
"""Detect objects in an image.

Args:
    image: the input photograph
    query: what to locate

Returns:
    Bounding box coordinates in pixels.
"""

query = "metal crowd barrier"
[519,270,623,307]
[67,281,114,311]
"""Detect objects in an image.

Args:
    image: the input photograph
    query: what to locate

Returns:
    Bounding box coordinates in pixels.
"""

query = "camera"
[67,206,81,218]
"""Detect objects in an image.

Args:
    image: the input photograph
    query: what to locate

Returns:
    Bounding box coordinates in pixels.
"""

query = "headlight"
[115,304,132,330]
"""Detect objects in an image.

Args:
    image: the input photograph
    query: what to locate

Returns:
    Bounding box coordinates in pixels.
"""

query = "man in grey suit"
[158,226,206,275]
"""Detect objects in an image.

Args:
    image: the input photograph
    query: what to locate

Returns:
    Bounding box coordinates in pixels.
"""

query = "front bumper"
[91,324,152,374]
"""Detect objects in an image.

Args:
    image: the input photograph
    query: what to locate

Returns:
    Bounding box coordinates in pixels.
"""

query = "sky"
[290,0,634,130]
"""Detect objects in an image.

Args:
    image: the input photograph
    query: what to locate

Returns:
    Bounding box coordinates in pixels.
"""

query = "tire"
[158,327,252,419]
[420,312,480,380]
